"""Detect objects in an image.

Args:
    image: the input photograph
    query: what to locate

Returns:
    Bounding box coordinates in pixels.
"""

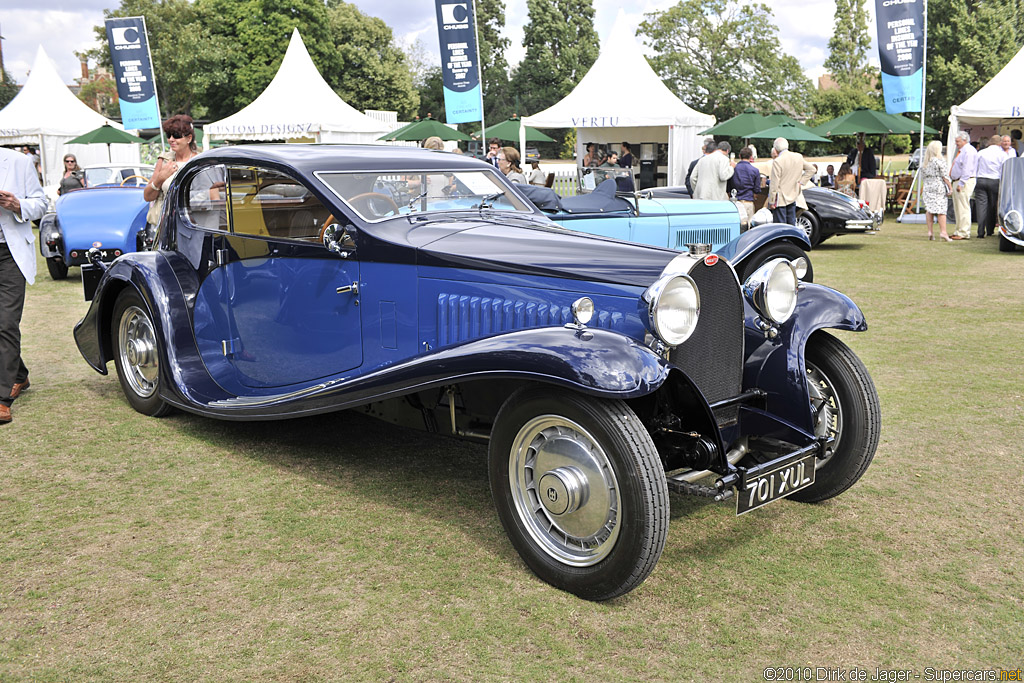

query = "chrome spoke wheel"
[118,305,159,398]
[509,415,621,567]
[807,360,844,470]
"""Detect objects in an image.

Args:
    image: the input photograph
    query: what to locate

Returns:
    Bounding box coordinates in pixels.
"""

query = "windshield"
[316,169,533,222]
[84,166,153,187]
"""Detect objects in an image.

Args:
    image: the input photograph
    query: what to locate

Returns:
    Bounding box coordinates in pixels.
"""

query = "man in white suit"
[0,146,47,424]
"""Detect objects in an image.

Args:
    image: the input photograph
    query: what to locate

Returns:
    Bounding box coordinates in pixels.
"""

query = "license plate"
[736,453,816,515]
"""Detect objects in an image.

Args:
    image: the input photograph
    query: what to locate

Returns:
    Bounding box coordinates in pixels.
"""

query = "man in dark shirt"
[618,142,633,169]
[820,164,836,188]
[728,146,761,228]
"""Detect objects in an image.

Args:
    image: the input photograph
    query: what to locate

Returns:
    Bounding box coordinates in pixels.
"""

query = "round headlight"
[744,259,798,324]
[644,275,700,346]
[790,256,809,280]
[571,297,594,325]
[1005,210,1023,235]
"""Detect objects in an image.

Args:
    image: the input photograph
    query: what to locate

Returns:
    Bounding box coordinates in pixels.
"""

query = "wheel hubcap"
[807,362,844,468]
[118,305,159,398]
[509,416,620,567]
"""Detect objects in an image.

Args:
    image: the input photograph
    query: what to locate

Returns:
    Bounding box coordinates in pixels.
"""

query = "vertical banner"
[875,0,925,114]
[434,1,483,124]
[105,16,161,129]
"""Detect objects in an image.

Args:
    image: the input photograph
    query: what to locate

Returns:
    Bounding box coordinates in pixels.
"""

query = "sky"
[1,0,881,89]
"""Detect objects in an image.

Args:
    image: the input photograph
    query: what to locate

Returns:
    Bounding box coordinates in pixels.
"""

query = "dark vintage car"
[74,145,881,601]
[39,185,149,280]
[998,156,1024,251]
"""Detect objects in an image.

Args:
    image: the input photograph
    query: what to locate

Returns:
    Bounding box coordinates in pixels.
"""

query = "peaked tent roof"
[0,45,121,138]
[950,44,1024,125]
[522,13,713,129]
[206,29,389,141]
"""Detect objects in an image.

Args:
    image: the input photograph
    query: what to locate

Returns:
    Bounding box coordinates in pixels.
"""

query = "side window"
[184,164,228,231]
[227,166,332,242]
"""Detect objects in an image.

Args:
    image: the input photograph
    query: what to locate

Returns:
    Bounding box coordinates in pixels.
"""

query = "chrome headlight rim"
[743,258,799,324]
[643,274,701,347]
[1004,209,1023,235]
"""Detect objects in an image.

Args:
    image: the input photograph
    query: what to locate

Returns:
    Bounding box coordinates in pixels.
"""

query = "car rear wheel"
[788,332,880,503]
[489,387,668,601]
[999,234,1016,252]
[46,257,69,280]
[738,242,813,283]
[111,288,172,417]
[795,210,822,247]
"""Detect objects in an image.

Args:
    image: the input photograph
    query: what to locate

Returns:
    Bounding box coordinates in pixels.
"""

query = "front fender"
[743,283,867,432]
[717,223,810,265]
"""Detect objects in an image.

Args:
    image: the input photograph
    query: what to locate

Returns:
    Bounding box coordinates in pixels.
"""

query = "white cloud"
[4,9,104,84]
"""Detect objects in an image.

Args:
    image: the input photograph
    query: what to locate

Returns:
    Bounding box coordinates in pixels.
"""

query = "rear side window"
[184,164,228,231]
[227,166,332,242]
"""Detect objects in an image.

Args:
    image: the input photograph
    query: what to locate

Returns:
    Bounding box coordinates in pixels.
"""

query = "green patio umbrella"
[378,116,422,141]
[886,113,940,136]
[67,123,147,162]
[746,121,831,143]
[760,111,819,134]
[377,115,471,142]
[483,116,554,143]
[698,108,770,137]
[811,107,907,137]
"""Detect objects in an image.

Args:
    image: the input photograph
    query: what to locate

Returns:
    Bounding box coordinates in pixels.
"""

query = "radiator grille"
[436,294,627,346]
[669,260,744,422]
[674,227,735,251]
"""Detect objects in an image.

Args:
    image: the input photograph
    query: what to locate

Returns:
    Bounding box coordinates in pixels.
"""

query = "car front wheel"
[111,288,172,417]
[489,387,668,601]
[788,332,880,502]
[999,234,1016,252]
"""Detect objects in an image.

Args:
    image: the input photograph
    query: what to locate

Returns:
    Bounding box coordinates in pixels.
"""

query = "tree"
[325,1,418,119]
[475,0,513,122]
[924,0,1023,134]
[638,0,813,123]
[824,0,872,89]
[415,67,446,120]
[510,0,599,117]
[0,68,18,110]
[78,78,121,119]
[87,0,231,118]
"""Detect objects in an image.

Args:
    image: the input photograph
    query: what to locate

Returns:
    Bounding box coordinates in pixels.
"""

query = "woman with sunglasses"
[143,114,200,245]
[57,154,84,196]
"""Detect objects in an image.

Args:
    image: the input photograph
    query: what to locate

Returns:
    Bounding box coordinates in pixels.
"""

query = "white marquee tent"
[205,29,390,145]
[947,44,1024,152]
[521,11,714,186]
[0,46,139,186]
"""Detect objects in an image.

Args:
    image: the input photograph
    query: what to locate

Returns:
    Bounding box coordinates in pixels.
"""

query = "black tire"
[795,210,822,247]
[488,387,668,601]
[738,241,814,284]
[788,332,880,503]
[46,257,69,280]
[110,289,173,417]
[999,234,1016,252]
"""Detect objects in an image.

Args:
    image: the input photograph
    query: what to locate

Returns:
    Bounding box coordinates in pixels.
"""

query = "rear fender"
[717,223,810,266]
[743,283,867,432]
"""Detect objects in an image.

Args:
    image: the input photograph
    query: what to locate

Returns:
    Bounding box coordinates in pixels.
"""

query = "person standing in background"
[690,141,734,201]
[920,141,953,242]
[948,131,978,240]
[618,142,633,168]
[728,146,760,228]
[767,137,816,226]
[0,147,48,424]
[974,134,1007,238]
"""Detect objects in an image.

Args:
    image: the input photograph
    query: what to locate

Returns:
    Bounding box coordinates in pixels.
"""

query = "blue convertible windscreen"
[317,170,533,222]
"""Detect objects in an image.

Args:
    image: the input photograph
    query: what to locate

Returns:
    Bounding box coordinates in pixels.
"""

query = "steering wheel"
[120,174,149,187]
[348,192,400,218]
[319,214,336,243]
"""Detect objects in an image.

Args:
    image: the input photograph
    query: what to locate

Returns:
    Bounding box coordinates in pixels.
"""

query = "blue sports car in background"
[39,186,149,280]
[74,145,879,601]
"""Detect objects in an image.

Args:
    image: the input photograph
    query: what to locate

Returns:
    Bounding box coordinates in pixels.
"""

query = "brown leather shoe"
[10,379,30,399]
[950,235,966,240]
[0,404,11,424]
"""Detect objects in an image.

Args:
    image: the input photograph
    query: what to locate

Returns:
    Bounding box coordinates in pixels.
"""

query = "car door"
[198,164,362,390]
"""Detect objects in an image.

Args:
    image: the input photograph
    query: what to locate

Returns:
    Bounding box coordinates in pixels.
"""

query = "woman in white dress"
[920,141,953,242]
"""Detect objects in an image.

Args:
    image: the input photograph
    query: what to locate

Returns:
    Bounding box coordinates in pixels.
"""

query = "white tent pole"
[916,0,928,213]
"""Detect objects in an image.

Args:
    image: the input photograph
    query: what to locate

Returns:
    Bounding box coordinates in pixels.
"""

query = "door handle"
[336,282,359,295]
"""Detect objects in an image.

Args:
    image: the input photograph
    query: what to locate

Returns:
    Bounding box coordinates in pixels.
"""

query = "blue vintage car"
[998,156,1024,251]
[38,185,149,280]
[74,145,880,600]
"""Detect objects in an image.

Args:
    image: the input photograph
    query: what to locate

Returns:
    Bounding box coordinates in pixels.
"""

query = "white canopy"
[947,44,1024,151]
[521,11,713,185]
[206,29,389,145]
[0,46,138,185]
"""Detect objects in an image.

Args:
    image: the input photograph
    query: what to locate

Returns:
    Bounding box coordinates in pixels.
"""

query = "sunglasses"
[167,133,190,140]
[64,159,75,163]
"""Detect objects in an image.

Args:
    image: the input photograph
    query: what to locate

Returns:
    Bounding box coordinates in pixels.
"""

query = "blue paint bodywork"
[39,187,148,271]
[74,144,866,449]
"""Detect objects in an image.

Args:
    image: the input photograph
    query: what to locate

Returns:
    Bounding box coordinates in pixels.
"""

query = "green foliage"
[77,78,121,119]
[476,0,513,123]
[88,0,231,119]
[824,0,873,89]
[415,67,446,121]
[639,0,813,123]
[561,128,577,159]
[325,2,418,119]
[925,0,1023,135]
[0,68,18,109]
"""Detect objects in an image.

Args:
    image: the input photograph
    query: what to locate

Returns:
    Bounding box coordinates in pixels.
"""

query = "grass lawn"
[1,220,1022,681]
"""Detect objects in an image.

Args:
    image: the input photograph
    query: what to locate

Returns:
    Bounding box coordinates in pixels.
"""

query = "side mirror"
[323,224,357,257]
